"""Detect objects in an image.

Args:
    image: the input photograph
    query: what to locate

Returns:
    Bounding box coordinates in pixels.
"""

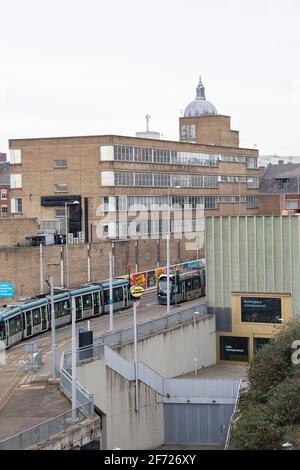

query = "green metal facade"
[205,216,300,320]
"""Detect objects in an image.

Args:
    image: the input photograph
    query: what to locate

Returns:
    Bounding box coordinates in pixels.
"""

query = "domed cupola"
[184,76,217,117]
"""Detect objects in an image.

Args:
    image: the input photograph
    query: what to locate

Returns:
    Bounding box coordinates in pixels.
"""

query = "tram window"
[113,287,123,303]
[0,321,6,340]
[55,301,69,318]
[9,315,22,336]
[63,301,69,315]
[193,277,200,290]
[83,294,92,310]
[93,292,100,305]
[32,308,41,326]
[186,279,193,291]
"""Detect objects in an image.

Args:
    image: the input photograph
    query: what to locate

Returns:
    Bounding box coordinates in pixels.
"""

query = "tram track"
[6,293,206,367]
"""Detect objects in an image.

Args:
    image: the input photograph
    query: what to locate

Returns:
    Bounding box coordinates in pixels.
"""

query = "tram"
[0,278,132,348]
[157,268,205,305]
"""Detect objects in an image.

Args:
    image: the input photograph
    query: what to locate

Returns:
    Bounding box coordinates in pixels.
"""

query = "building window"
[253,337,270,353]
[153,173,170,187]
[10,149,22,164]
[205,196,218,209]
[114,171,134,186]
[1,190,7,200]
[53,159,68,168]
[180,124,196,140]
[241,297,282,323]
[11,198,22,213]
[220,336,249,362]
[134,147,153,163]
[114,145,134,161]
[54,184,68,193]
[153,149,171,164]
[135,172,153,187]
[246,196,259,209]
[1,205,8,218]
[286,199,299,210]
[246,157,258,169]
[276,178,289,190]
[10,174,22,189]
[247,177,260,189]
[55,208,66,217]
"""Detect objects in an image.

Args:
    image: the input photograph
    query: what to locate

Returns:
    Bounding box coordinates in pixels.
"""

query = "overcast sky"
[0,0,300,156]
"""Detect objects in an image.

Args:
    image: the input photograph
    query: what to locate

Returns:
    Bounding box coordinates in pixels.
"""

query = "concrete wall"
[77,314,216,449]
[77,359,164,450]
[0,218,38,247]
[114,314,216,378]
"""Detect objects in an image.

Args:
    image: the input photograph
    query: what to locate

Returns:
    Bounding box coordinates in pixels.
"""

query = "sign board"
[0,282,14,298]
[130,285,145,299]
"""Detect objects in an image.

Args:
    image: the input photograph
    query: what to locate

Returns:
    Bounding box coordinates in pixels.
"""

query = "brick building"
[0,154,10,219]
[9,77,259,248]
[259,161,300,215]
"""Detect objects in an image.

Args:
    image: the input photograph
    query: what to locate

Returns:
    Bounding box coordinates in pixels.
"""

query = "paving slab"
[0,383,70,441]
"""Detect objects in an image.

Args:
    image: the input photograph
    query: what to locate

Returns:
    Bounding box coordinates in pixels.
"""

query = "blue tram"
[0,278,132,348]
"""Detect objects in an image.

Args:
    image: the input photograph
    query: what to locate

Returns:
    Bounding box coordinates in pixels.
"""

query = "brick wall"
[0,218,38,246]
[0,238,203,304]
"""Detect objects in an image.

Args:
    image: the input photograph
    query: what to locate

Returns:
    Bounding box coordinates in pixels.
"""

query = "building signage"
[0,282,14,298]
[220,336,249,362]
[241,297,281,323]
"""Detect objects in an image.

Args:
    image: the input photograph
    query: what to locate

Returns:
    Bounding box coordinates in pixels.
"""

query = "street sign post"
[130,285,144,299]
[130,284,145,412]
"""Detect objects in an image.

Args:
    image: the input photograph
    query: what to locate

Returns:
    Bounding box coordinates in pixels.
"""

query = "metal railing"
[62,302,208,370]
[60,367,94,414]
[0,402,93,450]
[25,351,42,372]
[224,380,242,450]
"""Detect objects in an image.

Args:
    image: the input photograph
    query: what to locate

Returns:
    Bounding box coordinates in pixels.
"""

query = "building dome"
[184,77,217,117]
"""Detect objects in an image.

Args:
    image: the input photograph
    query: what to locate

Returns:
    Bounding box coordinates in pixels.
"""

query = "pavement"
[0,383,70,441]
[181,363,248,383]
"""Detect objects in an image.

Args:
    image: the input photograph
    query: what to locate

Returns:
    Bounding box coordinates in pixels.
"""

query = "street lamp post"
[109,251,113,331]
[166,190,171,315]
[65,200,80,288]
[71,296,77,421]
[50,276,56,380]
[166,186,181,314]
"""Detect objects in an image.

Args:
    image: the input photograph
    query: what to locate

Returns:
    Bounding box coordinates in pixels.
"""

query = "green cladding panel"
[205,216,300,320]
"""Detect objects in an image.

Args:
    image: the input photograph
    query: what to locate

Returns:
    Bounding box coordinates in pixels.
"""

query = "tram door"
[123,286,128,307]
[181,281,186,301]
[93,292,100,315]
[41,306,48,331]
[25,311,32,337]
[75,297,83,320]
